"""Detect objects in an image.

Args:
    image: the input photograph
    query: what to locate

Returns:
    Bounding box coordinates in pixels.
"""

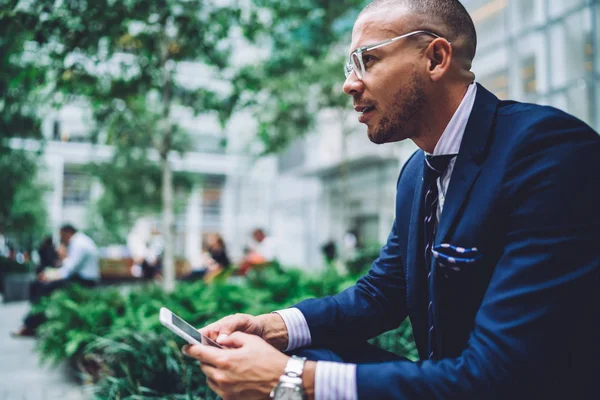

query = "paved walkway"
[0,301,91,400]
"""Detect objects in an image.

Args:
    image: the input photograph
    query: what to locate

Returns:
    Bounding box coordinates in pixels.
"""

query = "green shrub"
[35,265,418,399]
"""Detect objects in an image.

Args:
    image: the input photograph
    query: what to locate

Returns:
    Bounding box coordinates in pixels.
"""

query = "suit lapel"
[435,84,500,245]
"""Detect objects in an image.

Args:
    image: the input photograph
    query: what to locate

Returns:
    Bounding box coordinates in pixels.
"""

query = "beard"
[368,71,427,145]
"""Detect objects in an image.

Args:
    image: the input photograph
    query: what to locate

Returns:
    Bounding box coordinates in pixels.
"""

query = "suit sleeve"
[294,216,406,346]
[293,151,423,348]
[295,220,408,347]
[354,117,600,398]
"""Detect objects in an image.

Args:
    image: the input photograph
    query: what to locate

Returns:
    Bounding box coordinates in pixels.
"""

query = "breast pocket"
[432,243,483,280]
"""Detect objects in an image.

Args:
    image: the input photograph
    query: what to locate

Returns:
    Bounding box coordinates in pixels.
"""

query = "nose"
[342,72,365,97]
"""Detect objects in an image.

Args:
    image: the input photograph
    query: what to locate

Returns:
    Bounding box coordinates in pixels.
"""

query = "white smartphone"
[159,307,222,348]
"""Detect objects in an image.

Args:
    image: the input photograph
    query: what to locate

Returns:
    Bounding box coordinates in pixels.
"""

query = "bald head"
[360,0,477,62]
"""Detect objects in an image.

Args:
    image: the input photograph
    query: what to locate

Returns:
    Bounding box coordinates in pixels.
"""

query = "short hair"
[361,0,477,61]
[60,224,77,234]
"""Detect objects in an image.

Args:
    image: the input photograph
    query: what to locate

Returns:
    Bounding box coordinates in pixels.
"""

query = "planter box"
[2,273,33,303]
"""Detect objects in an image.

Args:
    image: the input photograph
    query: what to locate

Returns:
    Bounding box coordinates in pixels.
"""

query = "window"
[480,69,509,100]
[278,138,306,173]
[596,79,600,131]
[596,5,600,74]
[549,9,592,89]
[52,120,60,141]
[549,0,586,19]
[548,81,593,128]
[202,177,224,230]
[516,31,547,99]
[470,0,508,49]
[510,0,541,34]
[63,169,91,206]
[521,56,537,95]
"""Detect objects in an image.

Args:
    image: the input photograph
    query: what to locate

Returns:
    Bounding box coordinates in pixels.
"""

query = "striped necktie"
[423,153,457,360]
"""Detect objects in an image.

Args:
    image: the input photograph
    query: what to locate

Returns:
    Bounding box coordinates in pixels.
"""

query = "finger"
[185,343,225,365]
[200,362,218,378]
[183,344,210,361]
[201,314,252,339]
[218,331,254,348]
[199,320,225,340]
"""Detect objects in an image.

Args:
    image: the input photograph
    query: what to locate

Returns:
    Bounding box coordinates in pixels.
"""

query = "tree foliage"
[0,1,49,244]
[0,0,46,140]
[24,0,247,289]
[232,0,366,154]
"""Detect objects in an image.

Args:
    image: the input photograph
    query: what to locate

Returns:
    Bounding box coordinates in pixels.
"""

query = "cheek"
[375,72,406,97]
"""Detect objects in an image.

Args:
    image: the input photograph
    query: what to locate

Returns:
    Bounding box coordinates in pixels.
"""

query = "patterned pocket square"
[432,243,483,273]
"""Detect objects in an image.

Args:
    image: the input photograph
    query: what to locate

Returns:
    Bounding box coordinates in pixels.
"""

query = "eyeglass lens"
[351,53,363,80]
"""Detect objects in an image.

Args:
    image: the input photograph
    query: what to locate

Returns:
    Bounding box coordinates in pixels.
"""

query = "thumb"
[218,331,253,348]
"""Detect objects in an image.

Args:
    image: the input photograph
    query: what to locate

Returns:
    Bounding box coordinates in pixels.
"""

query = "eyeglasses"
[344,30,447,80]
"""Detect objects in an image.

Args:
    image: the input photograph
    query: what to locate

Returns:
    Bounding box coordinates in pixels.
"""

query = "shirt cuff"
[315,361,357,400]
[273,308,312,352]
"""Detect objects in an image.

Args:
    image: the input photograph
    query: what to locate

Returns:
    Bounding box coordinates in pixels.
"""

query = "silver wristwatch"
[270,355,307,400]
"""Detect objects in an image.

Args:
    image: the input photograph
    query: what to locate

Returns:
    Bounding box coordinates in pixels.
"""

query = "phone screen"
[171,313,222,348]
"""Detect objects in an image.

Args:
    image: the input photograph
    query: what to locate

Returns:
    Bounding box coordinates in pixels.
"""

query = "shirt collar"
[432,83,477,156]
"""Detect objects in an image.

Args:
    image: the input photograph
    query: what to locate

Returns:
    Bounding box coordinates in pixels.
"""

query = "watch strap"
[285,355,307,378]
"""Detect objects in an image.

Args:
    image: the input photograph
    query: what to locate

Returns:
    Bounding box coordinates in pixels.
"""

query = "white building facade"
[267,0,600,269]
[37,0,599,270]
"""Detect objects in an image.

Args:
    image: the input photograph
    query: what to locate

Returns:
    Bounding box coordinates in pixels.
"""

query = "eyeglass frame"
[344,30,449,80]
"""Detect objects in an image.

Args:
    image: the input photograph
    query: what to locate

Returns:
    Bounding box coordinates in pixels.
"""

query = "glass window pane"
[480,69,509,100]
[595,79,600,132]
[63,169,91,206]
[509,0,543,34]
[468,0,508,49]
[549,0,586,18]
[549,81,593,127]
[548,9,592,89]
[596,4,600,74]
[516,32,547,102]
[473,46,509,99]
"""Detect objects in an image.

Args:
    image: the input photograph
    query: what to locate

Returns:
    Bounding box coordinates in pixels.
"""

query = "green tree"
[233,0,365,154]
[29,0,245,291]
[0,1,49,247]
[86,155,196,247]
[233,0,365,237]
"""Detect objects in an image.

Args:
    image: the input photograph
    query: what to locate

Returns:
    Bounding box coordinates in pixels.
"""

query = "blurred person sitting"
[34,236,59,274]
[237,228,277,276]
[12,224,100,337]
[183,233,231,283]
[128,222,163,280]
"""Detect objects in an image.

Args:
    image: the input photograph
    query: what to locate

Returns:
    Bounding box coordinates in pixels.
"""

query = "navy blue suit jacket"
[295,84,599,399]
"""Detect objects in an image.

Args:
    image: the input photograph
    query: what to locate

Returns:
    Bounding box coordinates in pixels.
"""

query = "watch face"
[273,386,304,400]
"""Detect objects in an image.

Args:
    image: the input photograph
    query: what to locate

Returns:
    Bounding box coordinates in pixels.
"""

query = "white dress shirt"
[58,231,100,281]
[276,83,478,400]
[254,236,278,262]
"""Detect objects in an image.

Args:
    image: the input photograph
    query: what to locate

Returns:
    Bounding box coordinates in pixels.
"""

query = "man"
[183,1,599,399]
[238,228,278,275]
[12,224,99,337]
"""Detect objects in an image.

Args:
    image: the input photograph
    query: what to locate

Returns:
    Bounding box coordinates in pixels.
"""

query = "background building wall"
[35,0,599,270]
[268,0,600,270]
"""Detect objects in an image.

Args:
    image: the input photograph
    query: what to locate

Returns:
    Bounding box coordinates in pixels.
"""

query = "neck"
[411,83,471,153]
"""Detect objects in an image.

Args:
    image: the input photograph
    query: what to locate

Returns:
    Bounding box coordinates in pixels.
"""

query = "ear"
[425,38,452,81]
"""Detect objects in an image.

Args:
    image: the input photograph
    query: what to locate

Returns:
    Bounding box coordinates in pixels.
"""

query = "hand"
[184,332,288,400]
[39,269,61,282]
[38,271,48,282]
[200,313,288,351]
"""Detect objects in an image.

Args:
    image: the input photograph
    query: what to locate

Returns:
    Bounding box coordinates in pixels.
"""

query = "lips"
[354,104,375,114]
[355,104,376,123]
